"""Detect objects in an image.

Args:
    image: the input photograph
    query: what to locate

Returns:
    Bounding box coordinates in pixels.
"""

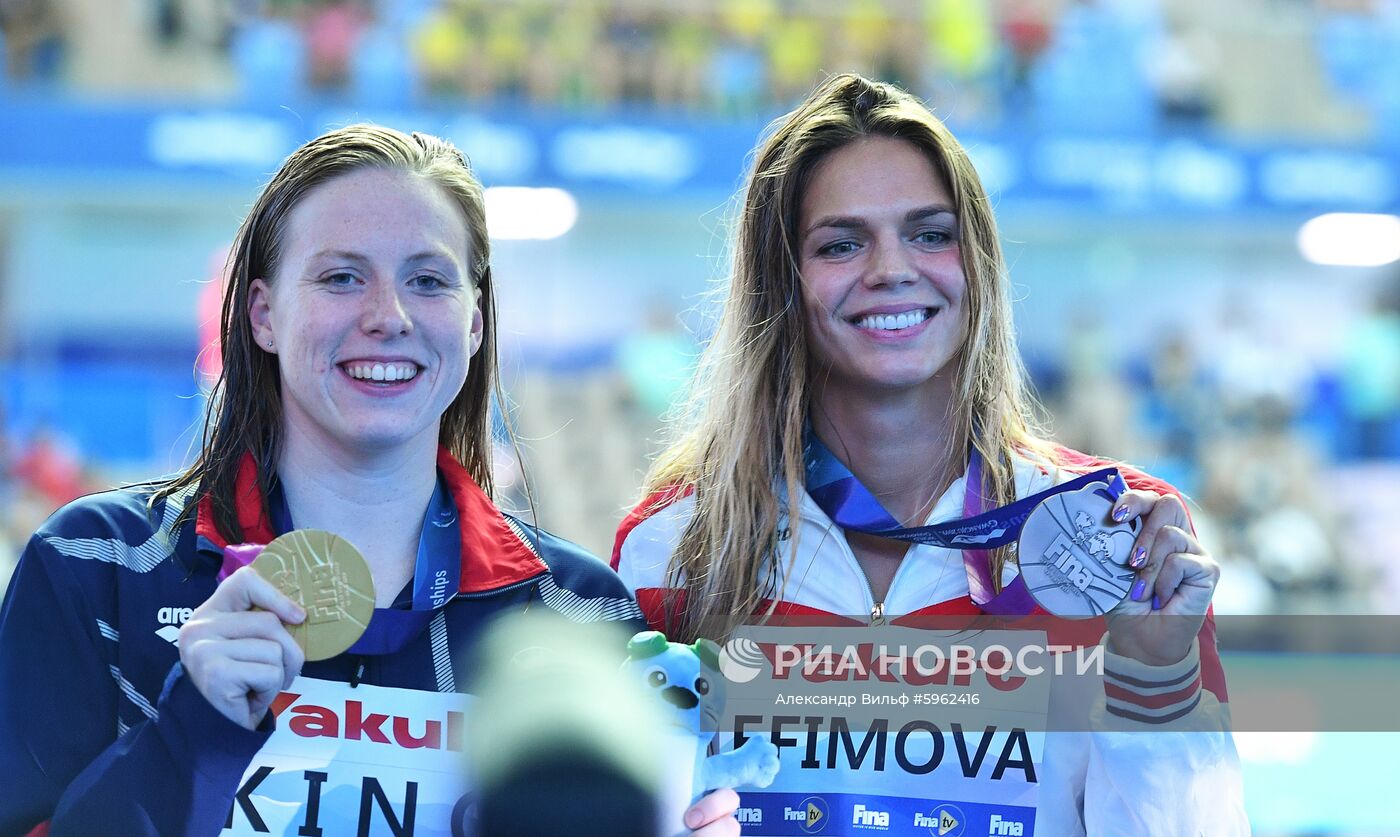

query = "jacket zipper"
[839,530,887,626]
[869,600,885,626]
[841,530,921,626]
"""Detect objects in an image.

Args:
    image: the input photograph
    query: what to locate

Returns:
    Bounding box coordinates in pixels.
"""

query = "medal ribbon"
[803,431,1127,615]
[221,473,463,654]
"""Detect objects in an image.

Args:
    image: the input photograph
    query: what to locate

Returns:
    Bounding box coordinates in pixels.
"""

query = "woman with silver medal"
[614,74,1247,835]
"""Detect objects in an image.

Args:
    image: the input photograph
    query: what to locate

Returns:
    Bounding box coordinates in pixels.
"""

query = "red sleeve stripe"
[1105,671,1203,711]
[1106,691,1203,725]
[1103,660,1200,692]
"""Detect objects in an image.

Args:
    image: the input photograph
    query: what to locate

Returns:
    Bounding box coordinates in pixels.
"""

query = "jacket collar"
[194,447,548,595]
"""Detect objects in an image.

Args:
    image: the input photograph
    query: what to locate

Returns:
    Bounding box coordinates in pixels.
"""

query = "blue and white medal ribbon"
[804,432,1135,617]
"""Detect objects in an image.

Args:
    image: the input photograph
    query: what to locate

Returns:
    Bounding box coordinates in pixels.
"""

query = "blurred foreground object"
[465,614,665,837]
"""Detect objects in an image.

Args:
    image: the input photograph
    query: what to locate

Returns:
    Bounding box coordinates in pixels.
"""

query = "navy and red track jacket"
[0,448,644,836]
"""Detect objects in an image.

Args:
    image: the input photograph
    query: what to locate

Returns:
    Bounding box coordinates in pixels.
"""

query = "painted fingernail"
[1112,505,1129,522]
[1131,578,1148,601]
[1152,594,1162,610]
[1129,546,1147,568]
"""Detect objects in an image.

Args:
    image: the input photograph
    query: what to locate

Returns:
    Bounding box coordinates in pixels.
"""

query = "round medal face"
[1016,484,1137,618]
[252,530,375,661]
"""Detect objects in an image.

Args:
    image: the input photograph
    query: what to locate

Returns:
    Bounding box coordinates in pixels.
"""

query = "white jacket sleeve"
[1082,639,1249,836]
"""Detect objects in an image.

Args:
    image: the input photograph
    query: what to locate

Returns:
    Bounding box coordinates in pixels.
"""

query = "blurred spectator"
[1211,295,1314,423]
[350,22,417,106]
[5,0,1388,144]
[0,0,65,82]
[709,0,767,114]
[477,0,532,100]
[1199,397,1346,607]
[996,0,1053,115]
[1049,304,1140,460]
[765,2,823,105]
[829,0,894,82]
[410,3,468,96]
[1317,1,1400,140]
[304,0,367,90]
[1141,328,1216,493]
[231,10,307,101]
[653,6,711,109]
[921,0,999,120]
[11,428,86,509]
[1338,272,1400,459]
[615,299,697,422]
[1030,0,1158,132]
[1146,18,1219,128]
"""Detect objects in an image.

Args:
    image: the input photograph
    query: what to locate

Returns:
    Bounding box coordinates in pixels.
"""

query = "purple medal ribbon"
[804,432,1127,615]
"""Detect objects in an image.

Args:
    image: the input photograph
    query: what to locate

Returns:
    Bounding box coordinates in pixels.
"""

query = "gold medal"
[252,530,375,661]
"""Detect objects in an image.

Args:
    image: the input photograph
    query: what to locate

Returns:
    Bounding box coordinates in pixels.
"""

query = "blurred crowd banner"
[3,100,1397,212]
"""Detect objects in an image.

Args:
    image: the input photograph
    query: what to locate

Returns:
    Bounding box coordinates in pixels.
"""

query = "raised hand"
[178,566,307,729]
[1104,490,1221,666]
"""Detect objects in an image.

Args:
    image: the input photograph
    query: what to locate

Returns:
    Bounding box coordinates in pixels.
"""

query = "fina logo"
[913,803,965,837]
[988,814,1024,836]
[718,636,766,684]
[783,796,829,834]
[852,803,890,830]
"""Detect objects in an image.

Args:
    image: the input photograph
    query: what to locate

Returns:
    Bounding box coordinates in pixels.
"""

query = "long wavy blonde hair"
[643,74,1061,642]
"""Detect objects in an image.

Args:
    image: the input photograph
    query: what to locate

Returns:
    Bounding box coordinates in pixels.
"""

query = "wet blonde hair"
[643,74,1059,641]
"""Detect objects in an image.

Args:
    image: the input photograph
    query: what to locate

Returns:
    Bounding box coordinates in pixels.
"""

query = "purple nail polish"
[1113,505,1128,522]
[1131,578,1148,601]
[1130,546,1146,568]
[1152,594,1162,610]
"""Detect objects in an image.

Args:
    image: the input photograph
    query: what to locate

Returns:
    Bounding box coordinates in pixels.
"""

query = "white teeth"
[857,309,930,331]
[345,363,418,382]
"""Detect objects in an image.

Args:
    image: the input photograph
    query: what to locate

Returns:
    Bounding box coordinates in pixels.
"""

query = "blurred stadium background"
[0,0,1397,833]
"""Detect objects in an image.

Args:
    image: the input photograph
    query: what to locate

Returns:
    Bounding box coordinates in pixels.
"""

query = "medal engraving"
[253,530,375,661]
[1017,485,1136,617]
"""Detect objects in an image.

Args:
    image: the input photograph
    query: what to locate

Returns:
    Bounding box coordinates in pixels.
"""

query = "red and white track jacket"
[613,448,1248,836]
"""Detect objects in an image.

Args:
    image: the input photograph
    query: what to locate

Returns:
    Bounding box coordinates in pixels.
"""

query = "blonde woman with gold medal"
[615,75,1248,835]
[0,127,740,836]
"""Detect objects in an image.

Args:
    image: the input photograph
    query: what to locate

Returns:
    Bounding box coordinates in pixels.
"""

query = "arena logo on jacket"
[714,625,1048,837]
[223,677,473,836]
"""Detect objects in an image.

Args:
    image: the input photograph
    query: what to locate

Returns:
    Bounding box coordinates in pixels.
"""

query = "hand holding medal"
[179,530,375,730]
[1101,490,1222,667]
[1015,481,1221,666]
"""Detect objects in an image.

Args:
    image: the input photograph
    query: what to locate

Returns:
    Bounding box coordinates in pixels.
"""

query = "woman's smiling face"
[249,167,482,457]
[798,135,968,399]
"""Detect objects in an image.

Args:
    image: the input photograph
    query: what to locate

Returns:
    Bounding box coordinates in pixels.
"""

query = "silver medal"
[1016,483,1137,617]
